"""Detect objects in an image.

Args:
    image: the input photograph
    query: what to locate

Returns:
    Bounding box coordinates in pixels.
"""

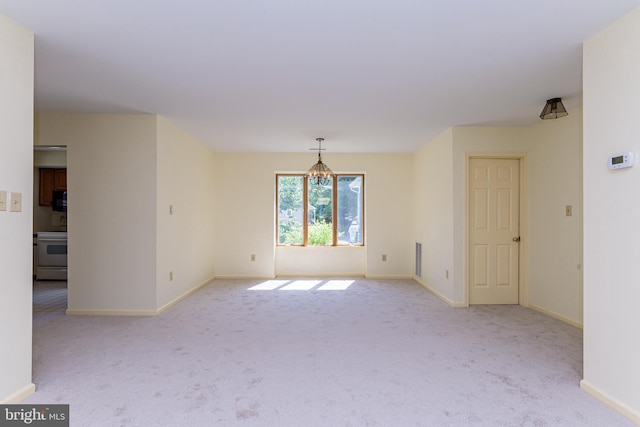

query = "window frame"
[276,173,364,247]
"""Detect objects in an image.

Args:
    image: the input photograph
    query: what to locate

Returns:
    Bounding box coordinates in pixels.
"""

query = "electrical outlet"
[382,254,387,262]
[250,254,256,262]
[169,271,174,281]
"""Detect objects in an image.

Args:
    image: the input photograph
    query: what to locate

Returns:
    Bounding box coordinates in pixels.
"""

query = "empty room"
[1,1,640,426]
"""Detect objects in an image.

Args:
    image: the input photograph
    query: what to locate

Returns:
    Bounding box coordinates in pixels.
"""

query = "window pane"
[307,178,333,245]
[277,176,304,245]
[337,176,363,245]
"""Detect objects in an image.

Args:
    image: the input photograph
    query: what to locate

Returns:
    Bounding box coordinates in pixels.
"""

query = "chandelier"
[306,137,334,186]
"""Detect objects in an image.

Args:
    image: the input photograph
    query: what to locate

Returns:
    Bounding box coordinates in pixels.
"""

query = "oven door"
[37,237,68,267]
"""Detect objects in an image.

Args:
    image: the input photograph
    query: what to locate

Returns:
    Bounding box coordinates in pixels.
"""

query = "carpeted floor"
[33,280,68,314]
[27,278,633,426]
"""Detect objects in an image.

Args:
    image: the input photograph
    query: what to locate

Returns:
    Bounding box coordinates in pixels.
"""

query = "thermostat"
[608,152,635,170]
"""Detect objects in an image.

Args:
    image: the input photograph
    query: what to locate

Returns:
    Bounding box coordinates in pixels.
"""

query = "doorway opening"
[33,145,68,314]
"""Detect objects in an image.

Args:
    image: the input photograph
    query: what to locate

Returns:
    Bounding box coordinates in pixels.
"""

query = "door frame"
[464,152,529,307]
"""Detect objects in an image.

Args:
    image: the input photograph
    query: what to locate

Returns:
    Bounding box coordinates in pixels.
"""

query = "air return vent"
[415,242,422,278]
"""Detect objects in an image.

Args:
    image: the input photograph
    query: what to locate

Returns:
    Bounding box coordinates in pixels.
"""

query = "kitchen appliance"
[52,190,67,212]
[36,231,67,280]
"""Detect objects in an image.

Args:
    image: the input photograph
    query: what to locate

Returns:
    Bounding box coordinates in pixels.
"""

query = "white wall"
[31,112,585,323]
[275,246,366,277]
[413,121,584,322]
[35,113,158,313]
[364,153,414,277]
[582,8,640,422]
[156,117,216,308]
[527,110,583,325]
[412,128,455,302]
[214,152,413,278]
[34,150,67,167]
[0,13,34,403]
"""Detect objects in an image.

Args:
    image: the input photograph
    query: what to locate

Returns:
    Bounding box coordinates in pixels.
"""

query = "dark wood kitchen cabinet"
[39,168,66,207]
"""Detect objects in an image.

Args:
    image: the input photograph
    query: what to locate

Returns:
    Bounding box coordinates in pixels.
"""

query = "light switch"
[0,191,6,211]
[10,192,22,212]
[565,205,572,217]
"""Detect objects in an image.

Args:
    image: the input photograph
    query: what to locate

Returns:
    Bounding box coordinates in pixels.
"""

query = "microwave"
[52,190,67,212]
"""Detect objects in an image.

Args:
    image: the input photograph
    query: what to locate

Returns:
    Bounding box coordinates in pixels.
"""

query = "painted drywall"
[275,246,366,276]
[156,117,216,308]
[582,7,640,421]
[214,152,413,278]
[527,110,583,324]
[35,113,158,313]
[412,128,455,301]
[0,13,34,403]
[364,153,414,277]
[34,150,67,167]
[414,122,583,319]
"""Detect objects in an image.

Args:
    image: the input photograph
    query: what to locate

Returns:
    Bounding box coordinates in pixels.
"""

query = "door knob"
[512,236,521,242]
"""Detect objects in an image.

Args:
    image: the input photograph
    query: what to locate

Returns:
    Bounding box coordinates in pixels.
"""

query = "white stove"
[36,232,67,280]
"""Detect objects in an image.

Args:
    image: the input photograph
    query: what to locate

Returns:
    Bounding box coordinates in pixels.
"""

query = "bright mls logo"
[0,405,68,426]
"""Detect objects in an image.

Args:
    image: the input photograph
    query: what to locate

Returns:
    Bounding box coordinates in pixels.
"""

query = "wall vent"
[415,242,422,278]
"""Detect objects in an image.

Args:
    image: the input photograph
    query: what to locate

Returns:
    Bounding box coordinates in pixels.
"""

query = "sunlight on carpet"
[247,279,354,291]
[25,278,634,426]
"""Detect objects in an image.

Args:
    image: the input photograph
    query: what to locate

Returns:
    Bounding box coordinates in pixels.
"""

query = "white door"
[469,158,520,304]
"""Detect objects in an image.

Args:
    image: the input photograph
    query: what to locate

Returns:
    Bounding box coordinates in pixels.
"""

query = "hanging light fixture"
[306,137,334,186]
[539,97,568,120]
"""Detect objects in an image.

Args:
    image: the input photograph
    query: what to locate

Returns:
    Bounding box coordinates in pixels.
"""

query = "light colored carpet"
[27,278,633,426]
[33,280,67,314]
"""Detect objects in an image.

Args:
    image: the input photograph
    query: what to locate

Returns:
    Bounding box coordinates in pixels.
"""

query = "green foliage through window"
[277,174,364,246]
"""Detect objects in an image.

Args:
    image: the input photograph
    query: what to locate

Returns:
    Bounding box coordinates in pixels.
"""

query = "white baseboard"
[580,379,640,425]
[66,276,217,316]
[275,273,365,278]
[156,275,215,314]
[213,274,417,282]
[528,303,583,329]
[412,277,466,308]
[1,383,35,404]
[66,308,157,316]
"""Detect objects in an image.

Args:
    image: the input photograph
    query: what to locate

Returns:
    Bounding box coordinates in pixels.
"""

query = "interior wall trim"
[412,276,466,308]
[528,303,583,329]
[580,380,640,425]
[65,309,157,316]
[156,275,216,315]
[1,383,35,404]
[274,273,365,278]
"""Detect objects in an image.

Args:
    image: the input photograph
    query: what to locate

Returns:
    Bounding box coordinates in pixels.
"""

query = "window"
[277,174,364,246]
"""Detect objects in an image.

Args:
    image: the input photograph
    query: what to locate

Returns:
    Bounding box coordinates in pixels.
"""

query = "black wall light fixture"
[540,97,568,119]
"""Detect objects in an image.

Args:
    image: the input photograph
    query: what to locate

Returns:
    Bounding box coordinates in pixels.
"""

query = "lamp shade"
[306,137,334,186]
[540,97,568,120]
[306,159,334,184]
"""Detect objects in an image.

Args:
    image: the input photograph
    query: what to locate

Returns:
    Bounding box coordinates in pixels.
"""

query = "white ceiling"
[1,1,639,153]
